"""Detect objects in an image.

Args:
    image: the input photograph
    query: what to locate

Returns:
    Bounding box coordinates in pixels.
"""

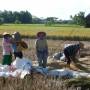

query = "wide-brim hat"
[37,32,46,37]
[3,32,10,36]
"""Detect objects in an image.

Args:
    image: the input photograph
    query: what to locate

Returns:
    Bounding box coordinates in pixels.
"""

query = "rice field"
[0,39,89,90]
[0,24,90,38]
[0,24,90,90]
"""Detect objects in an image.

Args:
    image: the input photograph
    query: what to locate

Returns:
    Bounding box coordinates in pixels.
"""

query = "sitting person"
[64,42,84,67]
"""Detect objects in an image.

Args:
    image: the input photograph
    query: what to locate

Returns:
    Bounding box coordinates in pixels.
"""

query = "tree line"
[0,10,32,24]
[0,10,90,27]
[70,12,90,27]
[45,12,90,27]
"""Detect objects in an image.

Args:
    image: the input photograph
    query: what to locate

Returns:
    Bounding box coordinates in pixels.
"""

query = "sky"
[0,0,90,20]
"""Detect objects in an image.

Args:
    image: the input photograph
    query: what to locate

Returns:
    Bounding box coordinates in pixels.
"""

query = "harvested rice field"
[0,39,90,90]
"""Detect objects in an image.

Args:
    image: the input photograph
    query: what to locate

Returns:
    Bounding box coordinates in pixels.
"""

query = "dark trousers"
[37,50,48,68]
[64,49,71,65]
[2,55,12,65]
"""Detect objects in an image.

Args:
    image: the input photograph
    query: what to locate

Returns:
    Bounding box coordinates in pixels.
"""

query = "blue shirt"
[12,44,17,52]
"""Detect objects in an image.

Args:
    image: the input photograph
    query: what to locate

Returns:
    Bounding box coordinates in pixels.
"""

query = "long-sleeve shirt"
[2,38,12,55]
[64,44,80,56]
[35,39,48,52]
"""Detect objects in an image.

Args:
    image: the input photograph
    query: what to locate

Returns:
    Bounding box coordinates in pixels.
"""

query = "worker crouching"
[64,42,84,67]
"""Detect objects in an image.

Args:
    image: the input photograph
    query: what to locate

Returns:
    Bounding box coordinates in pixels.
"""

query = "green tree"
[70,12,85,26]
[0,10,32,24]
[14,19,21,24]
[0,18,4,25]
[85,13,90,28]
[19,11,32,24]
[45,17,57,26]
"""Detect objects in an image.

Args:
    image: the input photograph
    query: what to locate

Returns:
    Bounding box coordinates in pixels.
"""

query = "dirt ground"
[22,39,90,72]
[0,39,90,72]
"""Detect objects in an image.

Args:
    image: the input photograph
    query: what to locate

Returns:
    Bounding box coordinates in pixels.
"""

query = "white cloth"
[12,57,32,71]
[53,52,65,61]
[48,69,90,78]
[0,57,32,79]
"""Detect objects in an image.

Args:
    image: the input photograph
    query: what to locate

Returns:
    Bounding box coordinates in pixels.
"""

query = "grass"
[0,24,90,38]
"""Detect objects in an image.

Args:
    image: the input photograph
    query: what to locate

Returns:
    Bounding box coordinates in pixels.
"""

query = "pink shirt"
[2,38,12,55]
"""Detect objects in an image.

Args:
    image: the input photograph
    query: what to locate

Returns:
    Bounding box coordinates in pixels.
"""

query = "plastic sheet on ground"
[47,69,90,78]
[32,66,48,75]
[12,57,32,71]
[47,69,73,78]
[72,71,90,78]
[0,57,90,79]
[52,52,65,61]
[0,57,32,79]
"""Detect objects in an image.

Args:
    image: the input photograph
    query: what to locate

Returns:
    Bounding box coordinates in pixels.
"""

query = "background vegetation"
[0,10,90,27]
[0,24,90,40]
[0,10,90,90]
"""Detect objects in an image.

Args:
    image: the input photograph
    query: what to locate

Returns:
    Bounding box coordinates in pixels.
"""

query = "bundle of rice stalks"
[0,73,90,90]
[65,77,90,90]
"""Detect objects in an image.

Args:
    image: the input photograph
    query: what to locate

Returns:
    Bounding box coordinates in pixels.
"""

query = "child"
[12,32,23,59]
[35,32,48,68]
[2,32,12,65]
[64,42,84,67]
